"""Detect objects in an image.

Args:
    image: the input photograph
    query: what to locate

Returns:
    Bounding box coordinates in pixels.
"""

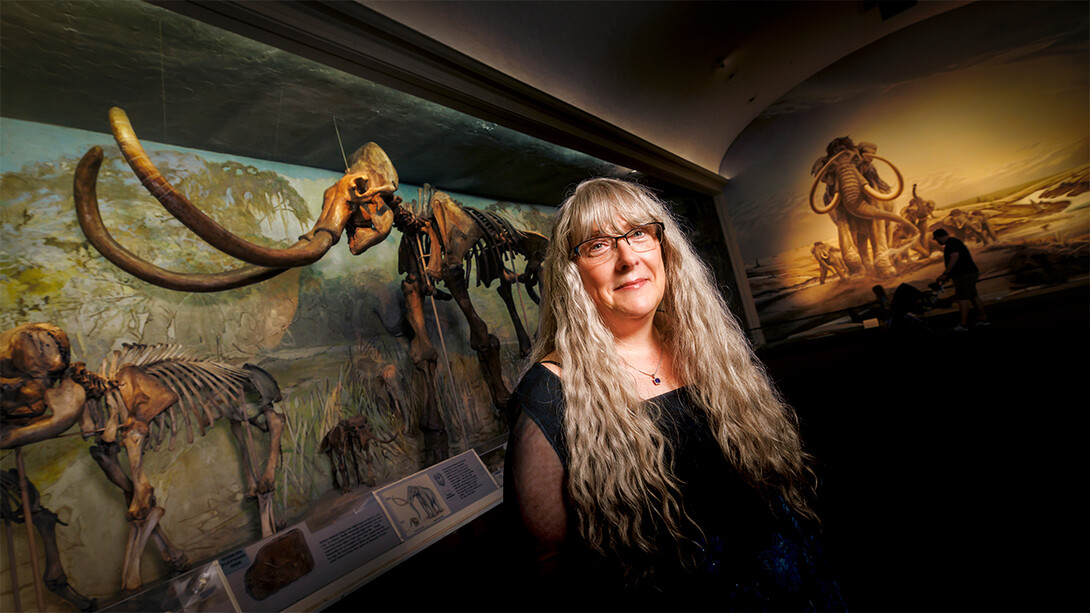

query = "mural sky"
[721,0,1089,263]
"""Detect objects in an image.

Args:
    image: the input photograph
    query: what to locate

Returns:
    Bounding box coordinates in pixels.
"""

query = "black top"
[504,363,845,611]
[943,237,979,276]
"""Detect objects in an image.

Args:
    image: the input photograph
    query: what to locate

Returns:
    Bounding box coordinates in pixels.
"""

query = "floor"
[325,283,1089,612]
[763,283,1089,612]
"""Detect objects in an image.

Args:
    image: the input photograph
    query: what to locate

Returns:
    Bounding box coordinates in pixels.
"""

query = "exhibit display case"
[0,1,732,611]
[99,560,239,613]
[88,450,501,613]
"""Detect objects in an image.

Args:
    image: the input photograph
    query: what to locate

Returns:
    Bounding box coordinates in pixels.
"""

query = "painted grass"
[275,334,510,526]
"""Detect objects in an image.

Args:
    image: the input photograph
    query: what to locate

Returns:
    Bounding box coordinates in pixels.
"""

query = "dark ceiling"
[0,0,632,206]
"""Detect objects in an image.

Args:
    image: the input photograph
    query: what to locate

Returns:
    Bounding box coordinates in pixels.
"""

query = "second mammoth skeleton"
[73,107,547,466]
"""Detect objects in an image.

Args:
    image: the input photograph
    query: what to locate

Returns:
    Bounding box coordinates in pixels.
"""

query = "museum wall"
[0,117,553,610]
[720,0,1089,343]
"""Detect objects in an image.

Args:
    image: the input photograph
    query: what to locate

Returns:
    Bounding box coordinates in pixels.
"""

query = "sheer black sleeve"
[507,410,567,573]
[503,364,570,576]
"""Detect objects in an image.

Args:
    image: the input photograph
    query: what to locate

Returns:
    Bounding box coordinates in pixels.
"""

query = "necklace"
[623,350,663,385]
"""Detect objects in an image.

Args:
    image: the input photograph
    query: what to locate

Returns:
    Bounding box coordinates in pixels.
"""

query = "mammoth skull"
[74,107,401,292]
[1,323,87,448]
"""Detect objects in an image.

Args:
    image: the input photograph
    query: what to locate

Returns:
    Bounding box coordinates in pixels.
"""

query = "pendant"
[651,376,661,385]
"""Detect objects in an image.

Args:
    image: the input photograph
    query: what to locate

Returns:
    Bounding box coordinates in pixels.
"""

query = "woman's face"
[575,219,666,335]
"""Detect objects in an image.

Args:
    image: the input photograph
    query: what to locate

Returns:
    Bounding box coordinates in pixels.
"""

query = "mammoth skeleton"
[810,137,918,278]
[392,188,548,463]
[1,324,97,611]
[74,107,547,466]
[78,344,285,595]
[2,323,285,597]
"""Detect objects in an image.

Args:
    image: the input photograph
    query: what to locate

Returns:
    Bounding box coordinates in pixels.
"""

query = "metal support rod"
[514,265,530,338]
[427,293,471,449]
[15,449,46,612]
[413,234,470,451]
[4,516,21,612]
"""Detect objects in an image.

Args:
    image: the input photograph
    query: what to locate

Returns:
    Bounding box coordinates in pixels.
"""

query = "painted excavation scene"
[748,139,1088,341]
[723,1,1088,343]
[0,111,551,610]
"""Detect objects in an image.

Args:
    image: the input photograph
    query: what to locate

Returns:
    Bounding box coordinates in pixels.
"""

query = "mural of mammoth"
[897,184,937,260]
[930,208,997,246]
[811,241,849,284]
[810,136,918,278]
[319,414,401,491]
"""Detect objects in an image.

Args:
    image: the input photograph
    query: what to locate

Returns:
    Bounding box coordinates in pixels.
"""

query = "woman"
[504,178,843,610]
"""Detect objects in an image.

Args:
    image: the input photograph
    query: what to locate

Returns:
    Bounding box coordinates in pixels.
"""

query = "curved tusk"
[109,107,336,268]
[861,154,904,202]
[74,146,299,292]
[809,152,849,214]
[849,199,919,234]
[824,191,840,213]
[810,158,841,213]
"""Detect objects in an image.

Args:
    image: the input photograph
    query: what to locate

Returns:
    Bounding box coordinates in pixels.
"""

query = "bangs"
[562,179,665,249]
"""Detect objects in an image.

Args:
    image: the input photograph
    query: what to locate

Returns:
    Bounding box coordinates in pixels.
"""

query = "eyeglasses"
[572,222,664,261]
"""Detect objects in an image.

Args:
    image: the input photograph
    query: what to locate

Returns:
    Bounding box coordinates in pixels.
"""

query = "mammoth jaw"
[347,217,394,255]
[0,379,87,449]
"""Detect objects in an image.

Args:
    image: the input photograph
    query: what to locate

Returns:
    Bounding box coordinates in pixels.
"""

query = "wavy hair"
[529,178,816,577]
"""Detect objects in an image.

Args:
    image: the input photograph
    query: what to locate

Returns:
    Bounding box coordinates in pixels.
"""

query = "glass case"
[0,2,731,611]
[99,561,239,613]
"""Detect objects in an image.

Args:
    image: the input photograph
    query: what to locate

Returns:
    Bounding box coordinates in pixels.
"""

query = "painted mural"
[722,1,1089,342]
[0,119,553,609]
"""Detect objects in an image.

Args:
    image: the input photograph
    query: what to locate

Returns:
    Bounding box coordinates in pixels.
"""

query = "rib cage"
[463,207,524,288]
[96,343,252,450]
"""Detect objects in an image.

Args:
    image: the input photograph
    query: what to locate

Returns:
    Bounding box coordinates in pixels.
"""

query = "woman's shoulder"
[511,358,563,406]
[538,352,562,377]
[509,358,567,453]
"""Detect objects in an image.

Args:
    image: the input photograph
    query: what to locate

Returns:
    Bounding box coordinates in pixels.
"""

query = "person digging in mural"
[933,228,991,332]
[504,178,844,609]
